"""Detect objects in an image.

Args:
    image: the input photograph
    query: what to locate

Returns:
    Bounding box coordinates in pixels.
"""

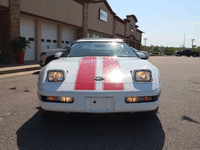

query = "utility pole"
[144,38,147,46]
[191,39,195,52]
[183,34,185,47]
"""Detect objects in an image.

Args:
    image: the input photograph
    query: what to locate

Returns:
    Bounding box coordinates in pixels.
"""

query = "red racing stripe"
[75,57,97,90]
[103,57,124,90]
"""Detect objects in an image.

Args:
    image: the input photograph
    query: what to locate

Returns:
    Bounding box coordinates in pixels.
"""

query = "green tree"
[141,45,151,53]
[196,47,200,51]
[153,46,159,52]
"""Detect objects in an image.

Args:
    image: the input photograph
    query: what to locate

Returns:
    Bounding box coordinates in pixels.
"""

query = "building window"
[93,33,100,38]
[87,32,92,38]
[130,24,134,32]
[29,38,34,41]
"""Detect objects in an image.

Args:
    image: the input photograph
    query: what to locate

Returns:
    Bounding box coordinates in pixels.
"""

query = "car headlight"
[47,71,64,82]
[134,70,151,82]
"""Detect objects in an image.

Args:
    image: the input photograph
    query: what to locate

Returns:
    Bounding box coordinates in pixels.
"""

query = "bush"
[11,36,30,53]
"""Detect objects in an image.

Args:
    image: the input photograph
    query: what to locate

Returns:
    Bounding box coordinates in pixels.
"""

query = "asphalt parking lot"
[0,56,200,150]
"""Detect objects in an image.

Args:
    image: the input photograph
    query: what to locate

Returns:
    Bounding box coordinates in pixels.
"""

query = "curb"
[0,66,41,75]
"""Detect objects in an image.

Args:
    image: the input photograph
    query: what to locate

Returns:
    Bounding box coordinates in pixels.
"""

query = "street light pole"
[191,39,195,52]
[144,38,148,46]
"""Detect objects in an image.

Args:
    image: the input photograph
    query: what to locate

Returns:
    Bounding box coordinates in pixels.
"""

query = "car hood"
[38,56,160,92]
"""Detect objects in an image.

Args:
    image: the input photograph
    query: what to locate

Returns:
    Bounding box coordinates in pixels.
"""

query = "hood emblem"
[94,76,105,81]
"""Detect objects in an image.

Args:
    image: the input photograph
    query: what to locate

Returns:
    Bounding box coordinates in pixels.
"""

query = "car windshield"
[61,42,138,57]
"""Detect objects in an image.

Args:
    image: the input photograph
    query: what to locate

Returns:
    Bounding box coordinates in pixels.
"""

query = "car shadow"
[17,110,165,150]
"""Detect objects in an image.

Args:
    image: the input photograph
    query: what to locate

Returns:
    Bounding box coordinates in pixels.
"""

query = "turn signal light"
[46,96,74,103]
[48,96,57,101]
[61,97,74,103]
[125,96,152,103]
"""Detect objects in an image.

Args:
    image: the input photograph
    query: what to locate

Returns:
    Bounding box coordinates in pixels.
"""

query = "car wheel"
[192,54,196,57]
[45,56,55,65]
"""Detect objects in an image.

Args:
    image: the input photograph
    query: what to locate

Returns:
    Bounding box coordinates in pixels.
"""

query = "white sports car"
[37,38,161,114]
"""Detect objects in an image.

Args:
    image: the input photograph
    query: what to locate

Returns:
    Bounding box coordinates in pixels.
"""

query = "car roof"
[74,38,124,43]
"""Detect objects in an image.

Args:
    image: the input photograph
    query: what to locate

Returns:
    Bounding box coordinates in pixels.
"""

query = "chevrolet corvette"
[37,38,161,114]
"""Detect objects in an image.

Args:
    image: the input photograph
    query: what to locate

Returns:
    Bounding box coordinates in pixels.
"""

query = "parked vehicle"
[130,47,149,59]
[175,49,200,57]
[39,44,71,66]
[153,52,163,55]
[37,38,161,115]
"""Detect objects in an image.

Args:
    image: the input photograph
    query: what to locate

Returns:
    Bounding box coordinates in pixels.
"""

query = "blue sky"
[107,0,200,48]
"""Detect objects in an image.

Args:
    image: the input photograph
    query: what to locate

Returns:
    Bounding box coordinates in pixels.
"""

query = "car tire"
[192,54,196,57]
[45,56,55,65]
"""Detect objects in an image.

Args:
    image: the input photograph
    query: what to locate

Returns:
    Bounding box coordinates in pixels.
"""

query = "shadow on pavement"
[17,110,165,150]
[32,71,40,75]
[182,115,200,124]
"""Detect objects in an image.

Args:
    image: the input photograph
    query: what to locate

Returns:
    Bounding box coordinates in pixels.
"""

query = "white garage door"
[41,22,57,52]
[62,26,75,48]
[20,17,35,61]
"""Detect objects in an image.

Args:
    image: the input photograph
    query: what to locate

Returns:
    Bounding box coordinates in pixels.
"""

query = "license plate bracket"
[84,97,114,112]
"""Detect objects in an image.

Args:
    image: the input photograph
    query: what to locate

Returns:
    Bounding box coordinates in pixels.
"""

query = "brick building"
[0,0,143,63]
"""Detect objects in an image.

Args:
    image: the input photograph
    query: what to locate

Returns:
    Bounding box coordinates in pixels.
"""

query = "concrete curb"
[0,65,41,75]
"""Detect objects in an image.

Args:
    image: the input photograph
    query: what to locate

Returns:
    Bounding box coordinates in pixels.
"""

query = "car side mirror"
[137,52,147,59]
[64,44,72,49]
[55,52,63,58]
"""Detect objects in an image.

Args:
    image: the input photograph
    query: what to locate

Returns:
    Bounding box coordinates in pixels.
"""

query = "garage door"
[20,17,35,61]
[62,26,75,48]
[41,23,57,52]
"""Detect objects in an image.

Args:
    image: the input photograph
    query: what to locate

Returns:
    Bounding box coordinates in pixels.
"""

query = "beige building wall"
[115,20,125,37]
[88,2,113,36]
[0,0,9,7]
[135,30,141,41]
[20,0,83,27]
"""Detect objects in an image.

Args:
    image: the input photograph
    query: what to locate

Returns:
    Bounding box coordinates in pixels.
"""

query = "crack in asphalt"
[0,112,12,117]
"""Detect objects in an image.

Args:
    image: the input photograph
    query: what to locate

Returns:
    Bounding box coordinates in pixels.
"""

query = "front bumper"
[38,88,161,113]
[39,60,44,66]
[39,55,46,66]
